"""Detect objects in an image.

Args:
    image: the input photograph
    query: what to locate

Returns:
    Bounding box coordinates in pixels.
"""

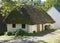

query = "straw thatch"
[4,5,55,24]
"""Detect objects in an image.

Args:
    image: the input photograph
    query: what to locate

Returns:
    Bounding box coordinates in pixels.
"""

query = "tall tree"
[56,0,60,6]
[41,0,60,11]
[41,0,57,11]
[0,0,17,16]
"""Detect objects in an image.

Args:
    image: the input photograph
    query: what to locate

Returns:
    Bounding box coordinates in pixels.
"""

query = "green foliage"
[0,0,41,16]
[1,0,60,16]
[6,32,12,36]
[41,0,60,11]
[56,0,60,6]
[15,29,28,36]
[31,29,56,36]
[5,32,15,36]
[41,0,57,11]
[0,0,17,16]
[15,29,56,36]
[4,29,56,36]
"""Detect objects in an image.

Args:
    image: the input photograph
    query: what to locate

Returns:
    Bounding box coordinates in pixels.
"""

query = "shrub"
[15,29,28,36]
[7,32,13,36]
[5,32,15,36]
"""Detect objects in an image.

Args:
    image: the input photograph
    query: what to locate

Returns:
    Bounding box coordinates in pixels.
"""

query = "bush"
[15,29,28,36]
[5,32,15,36]
[7,32,12,36]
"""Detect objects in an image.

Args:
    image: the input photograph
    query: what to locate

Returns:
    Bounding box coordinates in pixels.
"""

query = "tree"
[0,0,17,16]
[41,0,60,11]
[56,0,60,6]
[41,0,57,11]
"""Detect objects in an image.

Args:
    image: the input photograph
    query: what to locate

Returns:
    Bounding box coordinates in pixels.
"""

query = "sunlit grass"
[38,36,60,43]
[0,35,15,39]
[38,29,60,43]
[54,29,60,32]
[45,36,60,43]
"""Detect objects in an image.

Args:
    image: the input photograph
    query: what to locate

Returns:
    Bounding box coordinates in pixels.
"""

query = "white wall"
[7,24,28,32]
[47,7,60,29]
[7,23,51,33]
[7,24,43,33]
[44,23,53,29]
[28,24,46,33]
[28,25,37,33]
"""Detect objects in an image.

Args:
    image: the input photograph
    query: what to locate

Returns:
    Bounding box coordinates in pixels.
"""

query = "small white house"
[4,5,55,33]
[47,6,60,29]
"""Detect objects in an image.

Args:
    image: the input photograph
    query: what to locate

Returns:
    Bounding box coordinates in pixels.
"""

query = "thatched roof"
[4,5,55,24]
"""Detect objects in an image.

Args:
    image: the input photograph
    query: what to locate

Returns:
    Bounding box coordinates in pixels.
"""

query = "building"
[47,6,60,29]
[3,5,55,33]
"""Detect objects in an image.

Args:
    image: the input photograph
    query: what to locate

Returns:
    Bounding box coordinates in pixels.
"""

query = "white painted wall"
[47,7,60,29]
[28,25,37,33]
[7,24,42,33]
[7,23,51,33]
[28,24,46,33]
[7,24,28,32]
[44,23,53,29]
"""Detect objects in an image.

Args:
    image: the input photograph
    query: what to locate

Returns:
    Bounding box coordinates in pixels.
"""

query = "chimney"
[31,0,34,6]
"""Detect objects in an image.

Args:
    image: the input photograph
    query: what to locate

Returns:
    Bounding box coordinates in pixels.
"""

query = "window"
[22,24,25,28]
[12,24,16,28]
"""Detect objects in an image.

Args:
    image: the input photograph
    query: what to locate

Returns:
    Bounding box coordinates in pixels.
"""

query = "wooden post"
[37,24,40,32]
[42,24,43,31]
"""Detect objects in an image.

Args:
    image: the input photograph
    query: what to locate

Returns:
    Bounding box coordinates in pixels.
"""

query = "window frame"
[12,24,16,28]
[22,24,26,28]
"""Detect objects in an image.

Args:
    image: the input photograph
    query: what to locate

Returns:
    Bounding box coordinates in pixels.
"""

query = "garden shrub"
[15,29,28,36]
[5,32,15,36]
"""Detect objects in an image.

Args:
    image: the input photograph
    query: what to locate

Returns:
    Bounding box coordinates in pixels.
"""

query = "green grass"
[0,35,15,39]
[0,29,56,39]
[38,29,60,43]
[27,29,56,36]
[14,29,56,36]
[38,36,60,43]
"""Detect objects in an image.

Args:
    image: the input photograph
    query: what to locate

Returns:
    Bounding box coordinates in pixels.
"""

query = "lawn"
[38,36,60,43]
[38,29,60,43]
[0,35,15,39]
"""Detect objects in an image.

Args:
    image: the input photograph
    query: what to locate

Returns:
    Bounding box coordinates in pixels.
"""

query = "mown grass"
[38,36,60,43]
[38,29,60,43]
[0,35,15,39]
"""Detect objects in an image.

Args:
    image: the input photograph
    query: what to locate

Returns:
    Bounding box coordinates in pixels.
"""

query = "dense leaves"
[41,0,60,11]
[0,0,17,16]
[0,0,60,16]
[0,0,41,16]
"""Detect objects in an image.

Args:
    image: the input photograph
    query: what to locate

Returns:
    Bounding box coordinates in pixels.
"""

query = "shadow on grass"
[38,40,47,43]
[27,29,56,36]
